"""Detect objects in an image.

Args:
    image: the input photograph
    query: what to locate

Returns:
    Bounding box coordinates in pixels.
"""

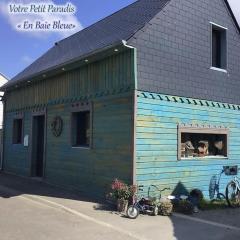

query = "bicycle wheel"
[127,205,139,219]
[217,193,226,200]
[226,181,240,208]
[209,176,217,200]
[152,206,158,216]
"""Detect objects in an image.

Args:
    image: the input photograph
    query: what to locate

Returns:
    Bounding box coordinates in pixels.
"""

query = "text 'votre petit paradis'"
[8,3,75,14]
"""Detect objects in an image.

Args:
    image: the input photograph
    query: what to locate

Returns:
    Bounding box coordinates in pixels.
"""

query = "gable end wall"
[129,0,240,104]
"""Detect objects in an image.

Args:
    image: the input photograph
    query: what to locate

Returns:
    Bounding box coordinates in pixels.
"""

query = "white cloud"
[0,0,83,38]
[21,55,33,64]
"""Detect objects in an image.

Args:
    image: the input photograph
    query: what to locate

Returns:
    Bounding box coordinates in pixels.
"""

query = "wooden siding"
[3,94,133,197]
[46,94,133,196]
[3,111,31,175]
[136,91,240,198]
[5,49,134,112]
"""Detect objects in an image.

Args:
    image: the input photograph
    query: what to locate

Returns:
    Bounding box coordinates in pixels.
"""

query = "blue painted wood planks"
[136,91,240,198]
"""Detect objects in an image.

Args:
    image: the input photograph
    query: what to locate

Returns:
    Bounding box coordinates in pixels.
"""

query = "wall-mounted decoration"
[51,116,63,137]
[24,135,29,147]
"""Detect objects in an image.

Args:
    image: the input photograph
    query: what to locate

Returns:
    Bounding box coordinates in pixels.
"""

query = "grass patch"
[199,199,228,210]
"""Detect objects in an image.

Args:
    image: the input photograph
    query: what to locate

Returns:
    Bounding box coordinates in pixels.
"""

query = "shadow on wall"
[171,181,190,197]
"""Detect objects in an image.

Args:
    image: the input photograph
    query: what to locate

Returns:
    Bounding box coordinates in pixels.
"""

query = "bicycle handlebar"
[150,185,171,192]
[138,185,144,192]
[137,185,171,193]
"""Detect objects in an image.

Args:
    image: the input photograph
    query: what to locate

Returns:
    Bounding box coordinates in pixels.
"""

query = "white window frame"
[210,22,228,73]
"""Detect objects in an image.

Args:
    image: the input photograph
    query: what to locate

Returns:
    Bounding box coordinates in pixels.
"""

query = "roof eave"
[1,40,124,92]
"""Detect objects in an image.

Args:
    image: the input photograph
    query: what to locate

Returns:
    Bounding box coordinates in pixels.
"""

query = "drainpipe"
[0,95,5,171]
[122,40,137,90]
[122,40,138,186]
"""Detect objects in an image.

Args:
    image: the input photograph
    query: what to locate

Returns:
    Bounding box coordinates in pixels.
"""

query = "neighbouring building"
[0,73,8,168]
[0,73,8,128]
[1,0,240,198]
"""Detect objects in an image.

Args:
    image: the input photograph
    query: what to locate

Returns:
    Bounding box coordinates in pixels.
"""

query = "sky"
[0,0,239,80]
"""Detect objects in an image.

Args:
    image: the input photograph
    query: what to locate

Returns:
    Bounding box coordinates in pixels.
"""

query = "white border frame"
[178,125,229,160]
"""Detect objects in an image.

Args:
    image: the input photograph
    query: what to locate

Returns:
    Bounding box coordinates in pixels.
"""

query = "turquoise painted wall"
[136,91,240,198]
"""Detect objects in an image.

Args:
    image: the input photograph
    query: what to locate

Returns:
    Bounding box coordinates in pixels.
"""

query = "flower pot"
[116,199,128,212]
[158,201,173,216]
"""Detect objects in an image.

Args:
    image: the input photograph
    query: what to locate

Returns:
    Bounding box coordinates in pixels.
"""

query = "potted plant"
[158,201,173,216]
[110,179,134,212]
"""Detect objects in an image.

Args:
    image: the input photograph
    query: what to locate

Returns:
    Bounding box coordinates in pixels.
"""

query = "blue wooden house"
[1,0,240,198]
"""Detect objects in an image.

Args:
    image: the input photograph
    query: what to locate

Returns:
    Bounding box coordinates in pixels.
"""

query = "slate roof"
[4,0,239,89]
[8,0,170,87]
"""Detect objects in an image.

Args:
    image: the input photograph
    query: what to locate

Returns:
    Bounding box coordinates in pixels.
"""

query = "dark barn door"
[31,115,45,178]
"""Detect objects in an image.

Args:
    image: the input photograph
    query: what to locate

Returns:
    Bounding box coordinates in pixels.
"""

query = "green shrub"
[174,200,194,215]
[199,199,228,210]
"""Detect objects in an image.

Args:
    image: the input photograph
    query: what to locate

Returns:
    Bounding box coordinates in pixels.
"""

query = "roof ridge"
[57,0,141,44]
[126,0,171,42]
[6,0,171,86]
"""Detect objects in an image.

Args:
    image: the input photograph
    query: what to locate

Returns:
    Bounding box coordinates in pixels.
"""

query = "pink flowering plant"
[110,179,136,201]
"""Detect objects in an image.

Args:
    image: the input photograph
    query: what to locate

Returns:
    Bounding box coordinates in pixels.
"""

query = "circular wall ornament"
[51,116,63,137]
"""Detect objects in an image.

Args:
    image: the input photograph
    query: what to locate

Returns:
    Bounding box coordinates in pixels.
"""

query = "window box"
[178,125,228,160]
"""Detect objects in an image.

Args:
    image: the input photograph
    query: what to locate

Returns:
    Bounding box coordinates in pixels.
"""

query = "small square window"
[12,118,23,144]
[211,23,227,70]
[72,111,91,147]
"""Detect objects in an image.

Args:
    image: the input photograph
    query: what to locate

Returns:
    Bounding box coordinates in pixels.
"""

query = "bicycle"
[209,168,226,201]
[226,176,240,208]
[126,185,170,219]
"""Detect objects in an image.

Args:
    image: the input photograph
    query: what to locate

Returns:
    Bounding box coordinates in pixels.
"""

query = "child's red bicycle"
[127,185,170,219]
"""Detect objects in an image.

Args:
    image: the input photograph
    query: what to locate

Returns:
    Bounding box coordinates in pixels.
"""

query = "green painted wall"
[136,91,240,199]
[45,95,133,196]
[4,111,31,175]
[3,94,134,197]
[5,49,134,112]
[3,49,135,198]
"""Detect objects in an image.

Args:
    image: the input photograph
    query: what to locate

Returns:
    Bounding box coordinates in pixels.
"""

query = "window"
[12,118,23,144]
[72,111,91,147]
[178,126,228,159]
[211,23,227,70]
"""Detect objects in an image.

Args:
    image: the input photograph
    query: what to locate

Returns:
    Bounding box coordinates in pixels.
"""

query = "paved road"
[0,173,239,240]
[0,188,136,240]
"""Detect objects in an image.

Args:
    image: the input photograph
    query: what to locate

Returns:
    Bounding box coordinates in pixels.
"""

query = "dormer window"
[211,22,227,71]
